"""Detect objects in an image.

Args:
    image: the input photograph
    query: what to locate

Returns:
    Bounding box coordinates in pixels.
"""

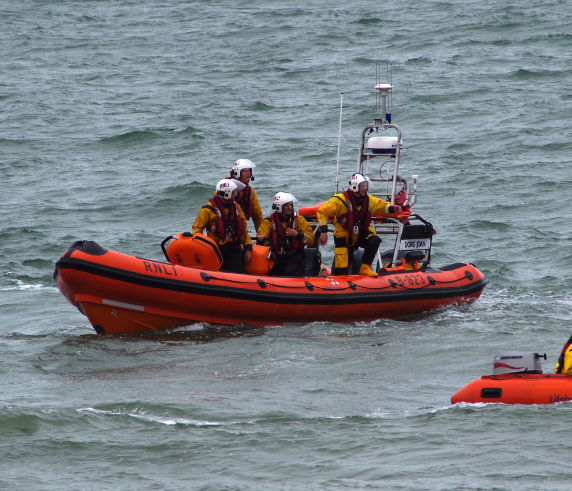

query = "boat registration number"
[400,238,431,251]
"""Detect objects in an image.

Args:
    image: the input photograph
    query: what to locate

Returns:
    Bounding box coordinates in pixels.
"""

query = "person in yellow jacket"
[317,173,402,277]
[228,159,264,231]
[554,334,572,374]
[256,192,315,277]
[192,179,252,273]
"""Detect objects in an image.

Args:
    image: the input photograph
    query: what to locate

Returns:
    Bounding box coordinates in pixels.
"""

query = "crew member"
[192,179,252,273]
[316,173,402,277]
[554,334,572,375]
[229,159,263,231]
[257,192,315,277]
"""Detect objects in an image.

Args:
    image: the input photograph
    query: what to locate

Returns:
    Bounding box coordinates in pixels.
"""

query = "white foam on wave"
[365,404,475,419]
[78,407,224,427]
[448,401,495,408]
[1,280,58,291]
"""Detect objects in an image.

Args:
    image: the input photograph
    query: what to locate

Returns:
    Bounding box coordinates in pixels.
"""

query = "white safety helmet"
[349,173,374,193]
[230,159,256,180]
[272,192,298,213]
[216,179,238,200]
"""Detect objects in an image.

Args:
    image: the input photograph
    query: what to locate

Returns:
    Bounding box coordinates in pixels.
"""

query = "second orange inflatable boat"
[451,351,572,405]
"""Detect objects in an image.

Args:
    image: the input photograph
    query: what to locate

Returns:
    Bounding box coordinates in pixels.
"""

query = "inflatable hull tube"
[54,240,488,335]
[451,374,572,405]
[298,202,411,223]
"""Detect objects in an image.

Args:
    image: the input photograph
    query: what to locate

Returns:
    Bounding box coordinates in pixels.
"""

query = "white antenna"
[375,63,381,111]
[335,92,343,194]
[388,62,393,114]
[374,83,393,124]
[376,63,393,120]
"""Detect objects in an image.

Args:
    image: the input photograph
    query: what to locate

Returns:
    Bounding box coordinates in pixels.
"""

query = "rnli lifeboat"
[54,82,488,335]
[451,351,572,405]
[54,235,486,334]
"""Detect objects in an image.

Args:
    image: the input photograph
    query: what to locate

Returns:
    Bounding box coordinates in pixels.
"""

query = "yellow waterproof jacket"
[257,213,315,255]
[554,341,572,374]
[316,192,391,245]
[240,186,264,231]
[192,199,252,247]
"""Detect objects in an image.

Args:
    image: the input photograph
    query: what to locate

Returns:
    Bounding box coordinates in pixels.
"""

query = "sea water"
[1,1,572,489]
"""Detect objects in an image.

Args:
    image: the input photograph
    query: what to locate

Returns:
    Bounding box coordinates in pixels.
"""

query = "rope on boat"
[200,270,472,292]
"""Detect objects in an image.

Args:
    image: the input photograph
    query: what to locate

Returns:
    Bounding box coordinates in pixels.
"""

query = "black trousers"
[219,241,245,274]
[333,233,381,276]
[269,251,305,277]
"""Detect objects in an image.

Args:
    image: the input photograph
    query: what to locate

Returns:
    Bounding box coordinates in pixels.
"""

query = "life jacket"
[226,176,254,220]
[336,190,371,245]
[204,196,245,242]
[269,211,302,255]
[555,334,572,374]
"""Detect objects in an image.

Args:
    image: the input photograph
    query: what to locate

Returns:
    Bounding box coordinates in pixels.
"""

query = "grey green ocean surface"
[2,1,572,489]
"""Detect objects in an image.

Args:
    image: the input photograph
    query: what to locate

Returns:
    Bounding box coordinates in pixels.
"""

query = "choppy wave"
[0,277,58,291]
[78,406,226,427]
[2,0,572,489]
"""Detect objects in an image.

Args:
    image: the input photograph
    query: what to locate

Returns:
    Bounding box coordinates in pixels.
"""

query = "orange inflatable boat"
[451,374,572,405]
[54,234,487,335]
[54,82,488,335]
[451,351,572,405]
